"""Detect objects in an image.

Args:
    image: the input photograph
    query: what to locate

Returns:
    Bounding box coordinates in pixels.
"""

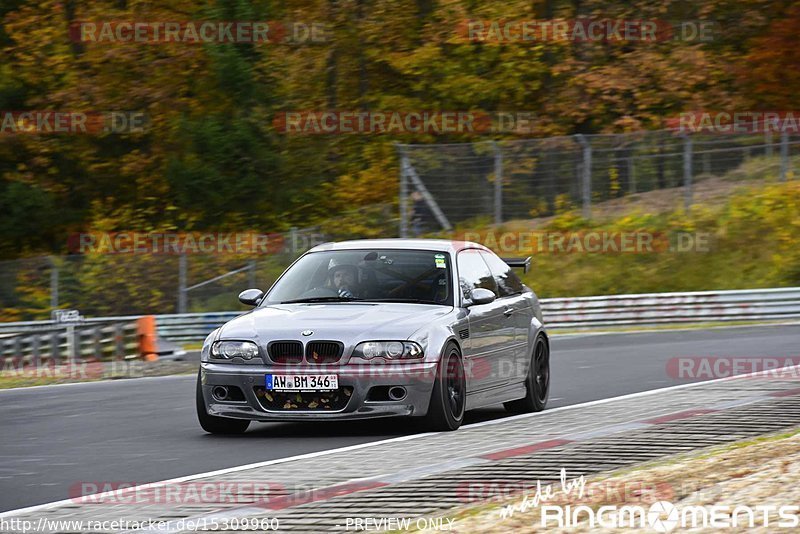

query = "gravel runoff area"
[438,428,800,533]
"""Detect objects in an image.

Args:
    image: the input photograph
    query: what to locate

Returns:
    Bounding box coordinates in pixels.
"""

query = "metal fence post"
[92,327,102,360]
[177,253,187,314]
[575,135,592,219]
[683,133,693,210]
[765,131,773,157]
[248,260,257,288]
[114,322,125,361]
[66,325,76,364]
[493,141,503,225]
[31,334,40,367]
[780,131,789,181]
[628,156,636,194]
[50,331,60,365]
[290,227,298,254]
[397,145,409,238]
[12,336,21,366]
[50,256,59,311]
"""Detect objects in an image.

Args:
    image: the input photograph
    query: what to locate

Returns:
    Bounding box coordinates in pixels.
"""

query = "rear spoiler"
[501,257,532,274]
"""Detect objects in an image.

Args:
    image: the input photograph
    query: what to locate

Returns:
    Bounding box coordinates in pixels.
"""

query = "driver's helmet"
[327,262,359,286]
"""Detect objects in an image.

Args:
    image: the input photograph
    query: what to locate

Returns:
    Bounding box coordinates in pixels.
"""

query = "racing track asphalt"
[1,324,799,512]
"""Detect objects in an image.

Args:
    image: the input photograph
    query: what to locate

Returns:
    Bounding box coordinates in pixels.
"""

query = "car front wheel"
[196,371,250,435]
[425,343,466,431]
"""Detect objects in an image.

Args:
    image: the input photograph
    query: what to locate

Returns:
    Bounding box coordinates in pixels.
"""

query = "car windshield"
[264,249,453,306]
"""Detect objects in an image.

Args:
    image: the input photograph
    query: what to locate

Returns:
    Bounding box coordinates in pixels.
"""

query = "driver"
[328,264,360,298]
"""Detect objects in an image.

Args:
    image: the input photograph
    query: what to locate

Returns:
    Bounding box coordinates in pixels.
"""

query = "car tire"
[196,371,250,435]
[504,334,549,414]
[425,342,466,431]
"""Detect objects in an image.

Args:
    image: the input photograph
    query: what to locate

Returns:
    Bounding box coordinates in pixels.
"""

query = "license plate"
[266,374,338,392]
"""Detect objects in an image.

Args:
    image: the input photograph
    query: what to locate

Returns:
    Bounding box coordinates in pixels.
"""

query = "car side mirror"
[238,288,264,306]
[466,288,496,307]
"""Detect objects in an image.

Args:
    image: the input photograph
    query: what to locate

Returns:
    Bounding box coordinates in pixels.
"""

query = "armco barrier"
[1,288,799,345]
[151,287,800,342]
[544,287,800,328]
[0,320,139,365]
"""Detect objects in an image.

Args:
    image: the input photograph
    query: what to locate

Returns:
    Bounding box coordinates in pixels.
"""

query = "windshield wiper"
[279,296,363,304]
[363,298,445,305]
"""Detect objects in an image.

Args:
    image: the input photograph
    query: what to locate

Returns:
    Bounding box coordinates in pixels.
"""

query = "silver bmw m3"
[196,239,550,434]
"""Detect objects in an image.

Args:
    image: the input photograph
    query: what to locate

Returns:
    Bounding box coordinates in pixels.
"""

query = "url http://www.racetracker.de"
[0,516,282,533]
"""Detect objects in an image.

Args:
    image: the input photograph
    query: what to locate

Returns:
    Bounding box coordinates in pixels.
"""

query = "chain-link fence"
[0,202,405,322]
[3,128,798,321]
[0,227,331,322]
[397,129,800,235]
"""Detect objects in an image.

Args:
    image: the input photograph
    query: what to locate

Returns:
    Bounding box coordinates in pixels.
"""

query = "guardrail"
[0,288,798,346]
[0,320,139,366]
[543,287,800,328]
[145,286,800,341]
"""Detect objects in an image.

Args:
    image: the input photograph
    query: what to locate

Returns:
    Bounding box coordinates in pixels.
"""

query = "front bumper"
[199,361,438,422]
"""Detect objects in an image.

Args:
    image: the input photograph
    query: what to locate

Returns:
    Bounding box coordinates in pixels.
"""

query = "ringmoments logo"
[539,501,800,531]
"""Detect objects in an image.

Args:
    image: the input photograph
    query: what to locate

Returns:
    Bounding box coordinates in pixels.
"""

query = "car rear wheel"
[504,334,549,414]
[425,343,466,431]
[196,371,250,435]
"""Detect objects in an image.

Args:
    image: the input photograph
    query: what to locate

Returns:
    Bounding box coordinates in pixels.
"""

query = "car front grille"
[254,387,353,411]
[267,341,303,364]
[305,341,344,364]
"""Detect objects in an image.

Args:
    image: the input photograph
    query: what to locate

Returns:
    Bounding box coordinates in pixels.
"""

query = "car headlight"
[352,341,423,361]
[211,341,259,360]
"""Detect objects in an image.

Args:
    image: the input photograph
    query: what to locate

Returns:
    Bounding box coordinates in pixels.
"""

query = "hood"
[218,302,453,345]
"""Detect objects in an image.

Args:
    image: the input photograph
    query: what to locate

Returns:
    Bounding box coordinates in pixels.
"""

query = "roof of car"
[307,238,490,254]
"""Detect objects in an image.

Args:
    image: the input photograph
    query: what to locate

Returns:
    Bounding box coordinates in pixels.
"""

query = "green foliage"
[515,182,800,298]
[1,0,797,254]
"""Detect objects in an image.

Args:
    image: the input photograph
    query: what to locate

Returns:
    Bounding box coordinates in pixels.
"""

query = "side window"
[457,250,498,300]
[480,251,525,297]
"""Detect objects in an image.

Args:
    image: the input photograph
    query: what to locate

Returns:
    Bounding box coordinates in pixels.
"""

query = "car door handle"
[503,307,514,317]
